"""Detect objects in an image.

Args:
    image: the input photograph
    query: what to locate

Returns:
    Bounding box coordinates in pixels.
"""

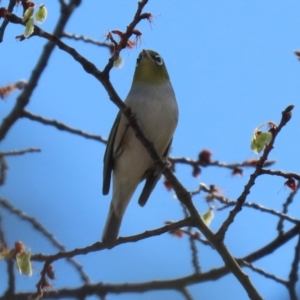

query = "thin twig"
[0,197,91,283]
[0,148,41,156]
[287,234,300,300]
[22,110,107,144]
[217,200,299,225]
[241,261,287,285]
[32,218,192,262]
[0,212,16,297]
[0,212,5,245]
[169,157,276,172]
[180,287,194,300]
[1,2,267,298]
[197,183,299,224]
[4,222,300,300]
[181,203,201,273]
[58,0,67,8]
[243,223,300,263]
[277,181,300,235]
[0,155,8,185]
[260,169,300,181]
[33,218,192,295]
[216,105,294,241]
[0,0,82,142]
[62,32,112,49]
[0,0,16,42]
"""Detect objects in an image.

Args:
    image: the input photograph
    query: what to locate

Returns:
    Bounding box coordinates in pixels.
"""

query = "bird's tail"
[102,170,139,242]
[102,202,123,242]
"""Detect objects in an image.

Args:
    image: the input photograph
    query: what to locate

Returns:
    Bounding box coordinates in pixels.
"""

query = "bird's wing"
[138,139,173,207]
[102,112,121,195]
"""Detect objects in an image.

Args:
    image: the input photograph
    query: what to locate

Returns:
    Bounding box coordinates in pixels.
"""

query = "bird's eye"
[154,55,163,66]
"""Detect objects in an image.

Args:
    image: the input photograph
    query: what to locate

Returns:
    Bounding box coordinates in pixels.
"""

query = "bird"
[102,49,179,242]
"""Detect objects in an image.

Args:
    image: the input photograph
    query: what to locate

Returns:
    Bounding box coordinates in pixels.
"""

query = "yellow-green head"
[132,50,170,85]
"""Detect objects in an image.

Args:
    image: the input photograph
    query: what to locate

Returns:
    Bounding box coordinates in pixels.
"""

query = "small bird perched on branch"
[102,49,179,242]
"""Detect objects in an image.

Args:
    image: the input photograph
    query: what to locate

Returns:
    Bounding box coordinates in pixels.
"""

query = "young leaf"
[24,17,34,38]
[35,5,47,23]
[202,208,214,226]
[16,251,32,276]
[251,130,272,153]
[23,7,34,22]
[113,56,123,68]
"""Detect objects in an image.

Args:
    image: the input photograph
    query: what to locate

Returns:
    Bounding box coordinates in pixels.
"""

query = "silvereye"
[102,49,179,242]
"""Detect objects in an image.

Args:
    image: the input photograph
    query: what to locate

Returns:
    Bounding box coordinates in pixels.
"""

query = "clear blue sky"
[1,1,300,299]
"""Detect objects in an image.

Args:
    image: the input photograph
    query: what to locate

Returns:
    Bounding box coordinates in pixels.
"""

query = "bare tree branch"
[0,197,90,283]
[0,1,298,299]
[0,155,7,186]
[32,218,192,262]
[180,203,201,273]
[22,110,107,143]
[62,32,112,49]
[243,223,300,263]
[194,183,300,224]
[180,287,194,300]
[0,0,16,42]
[0,148,41,156]
[242,261,287,285]
[0,0,82,142]
[217,199,299,225]
[216,105,294,240]
[0,212,15,298]
[277,181,300,235]
[260,169,300,181]
[170,156,276,172]
[287,234,300,300]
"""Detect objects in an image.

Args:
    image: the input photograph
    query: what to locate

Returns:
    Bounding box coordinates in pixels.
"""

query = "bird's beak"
[142,49,151,60]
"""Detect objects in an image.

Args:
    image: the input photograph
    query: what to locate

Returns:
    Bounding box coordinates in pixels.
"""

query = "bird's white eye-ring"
[154,55,163,65]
